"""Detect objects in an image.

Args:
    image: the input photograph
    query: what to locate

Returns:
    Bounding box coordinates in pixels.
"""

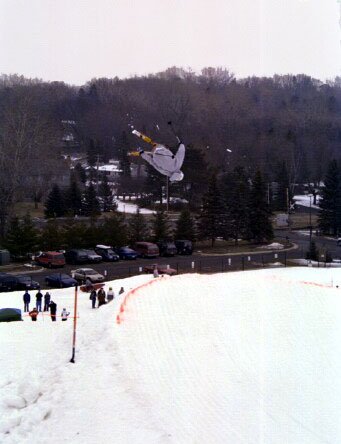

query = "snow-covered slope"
[1,268,341,443]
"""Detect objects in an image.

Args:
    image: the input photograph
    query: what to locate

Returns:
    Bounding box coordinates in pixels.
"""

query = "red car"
[35,252,66,268]
[143,264,177,276]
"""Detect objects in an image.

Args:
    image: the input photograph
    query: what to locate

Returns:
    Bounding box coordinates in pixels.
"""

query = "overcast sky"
[0,0,340,85]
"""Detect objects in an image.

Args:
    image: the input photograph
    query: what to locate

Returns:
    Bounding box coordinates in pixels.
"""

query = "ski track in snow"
[1,269,341,443]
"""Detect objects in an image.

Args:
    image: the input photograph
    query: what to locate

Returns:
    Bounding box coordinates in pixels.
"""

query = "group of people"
[90,286,124,309]
[23,289,69,322]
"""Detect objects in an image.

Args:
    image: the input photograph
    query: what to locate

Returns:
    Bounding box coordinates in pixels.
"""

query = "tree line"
[1,69,341,237]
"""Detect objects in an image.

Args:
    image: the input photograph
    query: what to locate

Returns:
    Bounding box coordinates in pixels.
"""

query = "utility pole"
[70,285,78,363]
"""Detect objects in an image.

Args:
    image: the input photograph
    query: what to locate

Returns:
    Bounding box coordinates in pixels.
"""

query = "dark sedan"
[45,273,78,288]
[0,274,40,292]
[115,247,138,260]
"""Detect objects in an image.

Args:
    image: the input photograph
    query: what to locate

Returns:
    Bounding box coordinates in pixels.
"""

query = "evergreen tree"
[102,214,128,247]
[83,183,101,217]
[181,145,208,209]
[152,209,172,241]
[39,220,63,251]
[198,174,225,246]
[45,184,65,218]
[62,220,89,249]
[306,240,319,261]
[74,163,87,184]
[99,175,114,212]
[116,131,131,178]
[248,170,273,243]
[4,213,39,257]
[318,159,341,235]
[274,161,290,211]
[128,209,150,244]
[87,138,97,168]
[222,166,250,244]
[68,179,83,216]
[175,207,196,241]
[144,164,163,205]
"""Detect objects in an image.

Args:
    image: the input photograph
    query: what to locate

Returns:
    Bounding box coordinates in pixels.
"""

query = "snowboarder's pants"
[44,303,49,311]
[24,303,29,312]
[31,317,37,321]
[92,300,96,309]
[51,314,56,321]
[62,319,67,321]
[36,301,42,311]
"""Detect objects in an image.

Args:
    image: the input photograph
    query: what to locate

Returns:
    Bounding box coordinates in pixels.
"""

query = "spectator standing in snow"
[61,308,70,321]
[97,288,107,307]
[49,300,57,321]
[153,267,159,278]
[43,292,51,311]
[90,289,97,309]
[29,307,39,321]
[119,287,124,295]
[35,289,43,312]
[85,277,93,292]
[107,287,114,302]
[23,290,30,312]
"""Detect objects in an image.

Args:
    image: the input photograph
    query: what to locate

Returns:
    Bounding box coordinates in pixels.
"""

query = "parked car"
[157,240,177,257]
[115,247,138,260]
[45,273,78,288]
[134,242,159,258]
[0,274,40,292]
[95,245,120,262]
[143,263,177,276]
[175,240,193,255]
[71,268,104,283]
[35,251,66,268]
[82,249,102,263]
[65,249,89,265]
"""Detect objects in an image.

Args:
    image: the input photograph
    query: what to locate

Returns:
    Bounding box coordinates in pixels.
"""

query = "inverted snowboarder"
[130,129,185,182]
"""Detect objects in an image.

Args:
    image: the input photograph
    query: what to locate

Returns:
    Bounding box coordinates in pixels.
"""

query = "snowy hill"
[1,268,341,443]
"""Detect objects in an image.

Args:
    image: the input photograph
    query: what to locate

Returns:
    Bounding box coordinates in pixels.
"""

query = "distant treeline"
[1,68,341,234]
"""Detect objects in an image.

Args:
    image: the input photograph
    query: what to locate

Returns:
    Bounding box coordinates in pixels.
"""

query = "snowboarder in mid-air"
[129,127,185,182]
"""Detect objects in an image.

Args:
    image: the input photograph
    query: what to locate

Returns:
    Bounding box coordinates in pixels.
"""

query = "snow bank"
[2,268,341,443]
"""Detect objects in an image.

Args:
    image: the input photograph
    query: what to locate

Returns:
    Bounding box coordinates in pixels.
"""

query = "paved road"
[6,228,341,290]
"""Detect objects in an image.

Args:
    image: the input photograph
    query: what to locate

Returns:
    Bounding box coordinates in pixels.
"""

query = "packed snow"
[1,268,341,443]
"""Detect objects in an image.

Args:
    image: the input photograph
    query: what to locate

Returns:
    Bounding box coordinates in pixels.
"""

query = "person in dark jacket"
[43,292,51,311]
[35,289,43,312]
[23,290,31,312]
[49,300,57,321]
[90,289,97,309]
[119,287,124,295]
[97,288,106,307]
[29,307,39,321]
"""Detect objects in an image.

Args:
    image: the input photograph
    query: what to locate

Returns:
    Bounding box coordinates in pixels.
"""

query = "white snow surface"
[1,268,341,443]
[116,200,154,214]
[293,194,320,209]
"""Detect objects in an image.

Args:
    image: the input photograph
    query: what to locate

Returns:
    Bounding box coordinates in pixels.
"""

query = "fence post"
[177,263,179,274]
[199,260,202,272]
[284,251,287,267]
[242,257,245,271]
[222,259,224,272]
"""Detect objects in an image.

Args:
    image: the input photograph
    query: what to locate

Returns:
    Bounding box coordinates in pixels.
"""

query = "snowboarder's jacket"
[23,291,30,303]
[36,291,43,302]
[140,143,185,182]
[61,309,70,320]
